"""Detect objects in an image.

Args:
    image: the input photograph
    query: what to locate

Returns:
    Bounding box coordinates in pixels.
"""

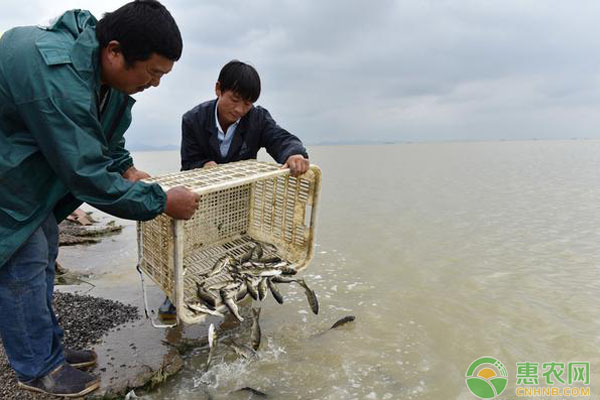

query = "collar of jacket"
[35,9,133,106]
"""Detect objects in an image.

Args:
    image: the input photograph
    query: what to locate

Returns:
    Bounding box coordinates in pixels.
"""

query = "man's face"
[101,42,174,95]
[215,85,253,126]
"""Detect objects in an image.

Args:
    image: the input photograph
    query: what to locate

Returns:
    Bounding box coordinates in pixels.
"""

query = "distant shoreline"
[129,137,600,152]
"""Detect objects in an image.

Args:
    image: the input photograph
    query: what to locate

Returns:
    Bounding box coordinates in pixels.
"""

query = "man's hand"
[122,166,151,182]
[282,155,309,177]
[165,186,200,220]
[203,161,218,168]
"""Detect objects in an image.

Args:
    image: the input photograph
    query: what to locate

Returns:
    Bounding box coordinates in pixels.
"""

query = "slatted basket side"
[138,214,175,298]
[248,167,321,270]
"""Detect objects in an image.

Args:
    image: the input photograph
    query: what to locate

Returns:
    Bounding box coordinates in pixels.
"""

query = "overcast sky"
[2,1,600,147]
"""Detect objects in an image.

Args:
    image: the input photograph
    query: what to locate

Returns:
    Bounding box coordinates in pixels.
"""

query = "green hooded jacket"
[0,10,167,268]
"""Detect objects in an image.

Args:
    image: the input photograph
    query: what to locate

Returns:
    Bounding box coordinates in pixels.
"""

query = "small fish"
[251,243,263,259]
[278,265,297,275]
[240,268,282,277]
[186,303,224,318]
[220,289,244,322]
[298,279,319,315]
[124,390,139,399]
[267,278,284,304]
[330,315,356,329]
[235,387,268,397]
[245,277,259,300]
[209,256,231,276]
[196,283,218,308]
[235,283,248,301]
[238,248,253,263]
[230,339,258,360]
[271,275,299,284]
[250,307,261,351]
[257,277,268,301]
[256,256,281,264]
[206,323,218,371]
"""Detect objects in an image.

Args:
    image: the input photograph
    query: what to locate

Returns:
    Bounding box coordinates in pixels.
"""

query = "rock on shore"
[0,292,140,400]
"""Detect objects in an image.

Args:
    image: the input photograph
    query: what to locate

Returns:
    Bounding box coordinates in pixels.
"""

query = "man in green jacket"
[0,1,199,396]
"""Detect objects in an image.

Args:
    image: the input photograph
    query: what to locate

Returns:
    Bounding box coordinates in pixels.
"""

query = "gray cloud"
[3,0,600,147]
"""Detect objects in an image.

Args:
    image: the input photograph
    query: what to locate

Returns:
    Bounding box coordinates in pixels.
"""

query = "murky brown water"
[61,142,600,399]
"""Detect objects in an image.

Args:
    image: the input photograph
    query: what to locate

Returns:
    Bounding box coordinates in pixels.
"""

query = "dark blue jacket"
[181,99,308,171]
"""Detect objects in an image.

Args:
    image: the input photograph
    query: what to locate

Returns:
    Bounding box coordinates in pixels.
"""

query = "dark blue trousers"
[0,214,65,381]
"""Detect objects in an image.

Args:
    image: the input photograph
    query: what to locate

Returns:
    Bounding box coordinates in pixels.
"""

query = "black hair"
[96,0,183,65]
[217,60,261,103]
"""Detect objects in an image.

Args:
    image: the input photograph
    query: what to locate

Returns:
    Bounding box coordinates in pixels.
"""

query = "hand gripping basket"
[137,160,321,325]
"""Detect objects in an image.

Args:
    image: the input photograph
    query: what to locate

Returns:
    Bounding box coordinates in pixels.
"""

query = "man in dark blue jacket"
[158,61,310,319]
[180,60,310,176]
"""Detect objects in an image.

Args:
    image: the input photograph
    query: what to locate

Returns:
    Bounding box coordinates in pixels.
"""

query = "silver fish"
[240,268,282,277]
[186,303,224,318]
[206,323,218,371]
[330,315,356,329]
[299,279,319,315]
[196,283,218,308]
[256,256,281,264]
[250,307,261,351]
[251,243,263,259]
[234,387,267,397]
[267,278,284,304]
[220,289,244,322]
[245,277,259,300]
[271,275,300,284]
[209,256,232,276]
[238,248,253,263]
[257,277,268,301]
[230,339,258,360]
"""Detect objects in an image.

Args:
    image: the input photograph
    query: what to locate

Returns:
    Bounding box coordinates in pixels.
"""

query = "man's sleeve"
[181,113,211,171]
[17,96,166,221]
[108,135,134,175]
[258,107,308,164]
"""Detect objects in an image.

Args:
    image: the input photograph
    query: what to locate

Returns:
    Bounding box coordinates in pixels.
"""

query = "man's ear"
[215,81,222,97]
[106,40,122,57]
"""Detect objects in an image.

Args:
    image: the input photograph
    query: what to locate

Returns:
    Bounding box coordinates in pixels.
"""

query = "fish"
[271,275,300,284]
[298,279,319,315]
[330,315,356,329]
[277,265,297,275]
[245,277,259,300]
[234,387,268,397]
[250,307,261,351]
[267,278,284,304]
[186,303,224,318]
[124,390,139,399]
[230,339,258,360]
[206,323,217,371]
[251,242,264,259]
[238,248,253,263]
[256,256,281,264]
[239,268,282,277]
[220,289,244,322]
[209,256,232,276]
[257,277,268,301]
[196,283,218,308]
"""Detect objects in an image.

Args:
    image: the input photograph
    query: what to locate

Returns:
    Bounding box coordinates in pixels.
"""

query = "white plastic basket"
[137,160,321,324]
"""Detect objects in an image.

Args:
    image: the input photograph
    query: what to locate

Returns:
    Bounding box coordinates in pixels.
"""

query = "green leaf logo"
[466,357,508,399]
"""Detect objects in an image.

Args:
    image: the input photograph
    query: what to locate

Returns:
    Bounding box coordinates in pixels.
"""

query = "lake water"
[83,142,600,399]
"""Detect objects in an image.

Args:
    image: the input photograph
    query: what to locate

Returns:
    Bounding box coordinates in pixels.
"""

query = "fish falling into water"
[187,241,320,322]
[250,307,262,351]
[205,323,218,372]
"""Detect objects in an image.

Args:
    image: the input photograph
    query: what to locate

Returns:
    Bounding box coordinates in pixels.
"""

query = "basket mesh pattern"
[137,160,321,312]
